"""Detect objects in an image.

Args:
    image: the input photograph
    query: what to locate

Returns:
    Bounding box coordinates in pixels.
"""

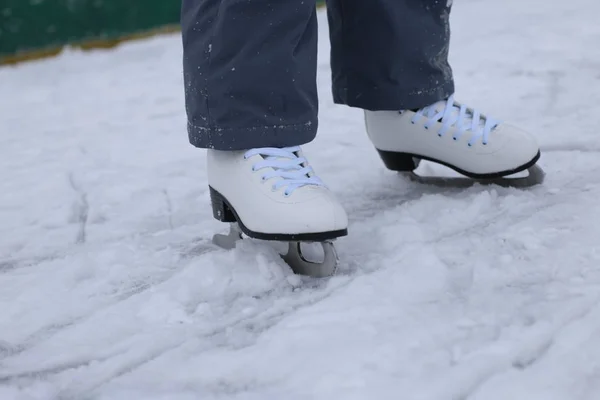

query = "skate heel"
[376,150,421,172]
[209,186,237,223]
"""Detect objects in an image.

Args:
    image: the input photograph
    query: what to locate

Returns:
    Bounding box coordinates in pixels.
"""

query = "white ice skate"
[365,94,545,188]
[208,146,348,277]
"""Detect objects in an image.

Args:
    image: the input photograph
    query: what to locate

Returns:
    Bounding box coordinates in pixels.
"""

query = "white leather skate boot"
[365,94,543,185]
[208,146,348,277]
[207,146,348,241]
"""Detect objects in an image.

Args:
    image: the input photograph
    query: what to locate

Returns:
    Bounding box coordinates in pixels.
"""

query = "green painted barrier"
[0,0,181,63]
[0,0,326,64]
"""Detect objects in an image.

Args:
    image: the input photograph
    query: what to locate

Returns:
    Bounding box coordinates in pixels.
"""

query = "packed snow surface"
[2,0,600,399]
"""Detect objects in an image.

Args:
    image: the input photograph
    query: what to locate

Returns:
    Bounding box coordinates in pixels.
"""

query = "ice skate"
[208,146,348,277]
[365,94,545,188]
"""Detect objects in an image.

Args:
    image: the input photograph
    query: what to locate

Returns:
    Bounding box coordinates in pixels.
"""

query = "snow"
[1,0,600,398]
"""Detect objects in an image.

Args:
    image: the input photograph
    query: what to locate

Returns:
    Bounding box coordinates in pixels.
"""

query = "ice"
[2,0,600,399]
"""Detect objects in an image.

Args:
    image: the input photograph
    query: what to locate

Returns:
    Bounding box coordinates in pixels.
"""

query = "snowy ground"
[2,0,600,399]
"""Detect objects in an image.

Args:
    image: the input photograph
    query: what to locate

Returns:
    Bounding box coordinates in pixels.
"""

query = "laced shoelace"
[243,146,325,196]
[410,94,500,147]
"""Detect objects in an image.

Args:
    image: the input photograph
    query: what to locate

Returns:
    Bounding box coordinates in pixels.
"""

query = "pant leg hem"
[333,81,455,111]
[187,120,318,150]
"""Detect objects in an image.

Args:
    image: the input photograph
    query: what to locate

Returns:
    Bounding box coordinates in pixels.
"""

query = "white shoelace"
[410,94,500,146]
[244,146,325,196]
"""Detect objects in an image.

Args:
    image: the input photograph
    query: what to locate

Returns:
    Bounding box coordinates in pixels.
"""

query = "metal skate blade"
[212,224,338,278]
[212,223,243,250]
[401,164,545,189]
[282,241,338,278]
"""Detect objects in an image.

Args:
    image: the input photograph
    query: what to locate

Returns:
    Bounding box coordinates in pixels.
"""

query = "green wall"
[0,0,326,63]
[0,0,181,61]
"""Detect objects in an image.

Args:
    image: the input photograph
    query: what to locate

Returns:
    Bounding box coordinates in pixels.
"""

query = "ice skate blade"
[401,164,545,189]
[211,224,339,278]
[212,223,243,250]
[282,241,338,278]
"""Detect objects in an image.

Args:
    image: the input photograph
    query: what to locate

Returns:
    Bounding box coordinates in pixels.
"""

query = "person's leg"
[326,0,542,183]
[326,0,454,111]
[180,0,348,255]
[181,0,320,150]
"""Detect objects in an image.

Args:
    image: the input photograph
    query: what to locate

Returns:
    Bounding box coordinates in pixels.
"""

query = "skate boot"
[207,146,348,277]
[365,94,545,188]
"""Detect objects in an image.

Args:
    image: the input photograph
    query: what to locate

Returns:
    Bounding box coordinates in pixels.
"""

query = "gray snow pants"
[181,0,454,150]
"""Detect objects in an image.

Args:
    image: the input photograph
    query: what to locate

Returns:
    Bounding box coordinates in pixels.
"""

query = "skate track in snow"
[2,0,600,399]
